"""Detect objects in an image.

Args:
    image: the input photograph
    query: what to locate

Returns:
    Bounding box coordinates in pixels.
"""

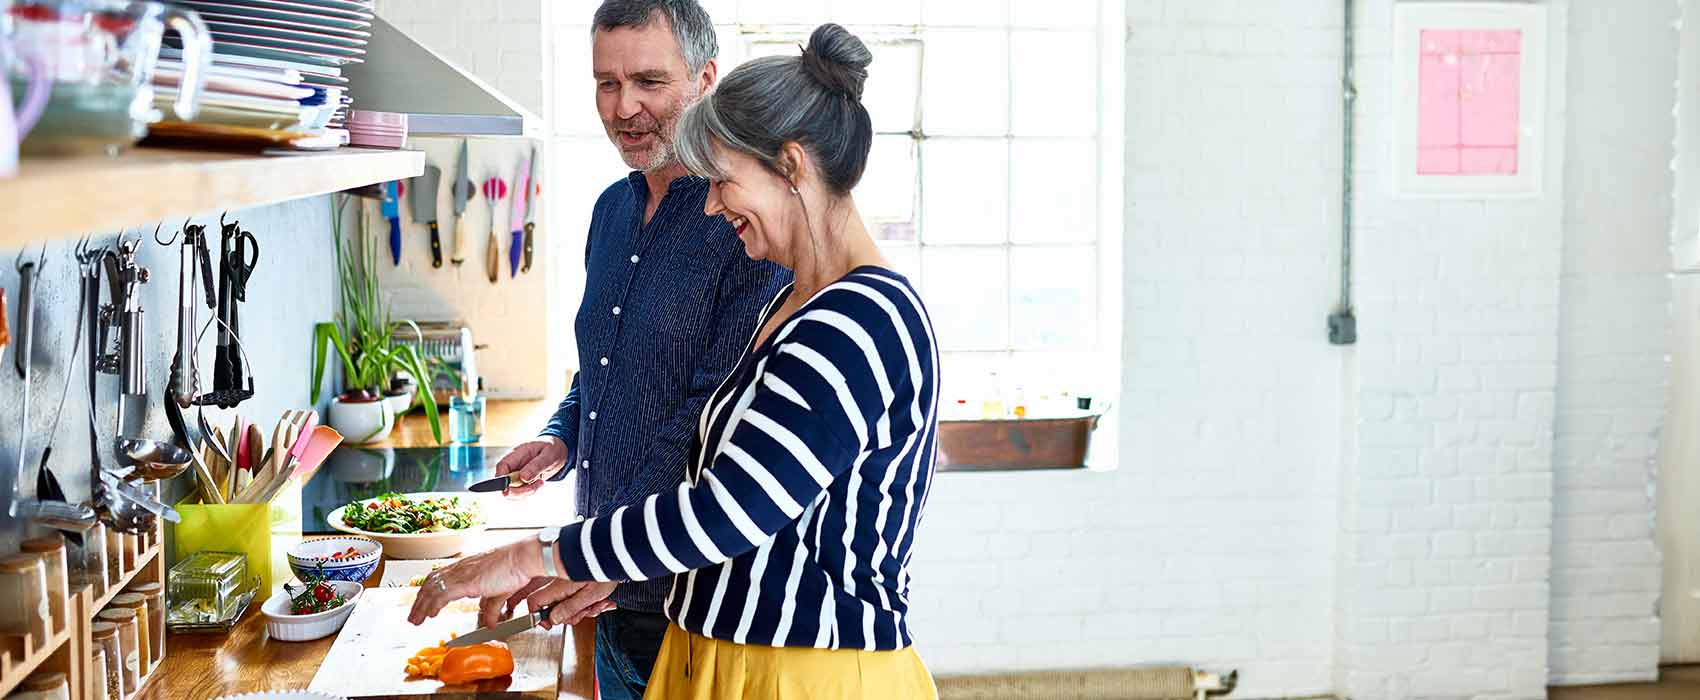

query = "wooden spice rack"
[0,521,166,700]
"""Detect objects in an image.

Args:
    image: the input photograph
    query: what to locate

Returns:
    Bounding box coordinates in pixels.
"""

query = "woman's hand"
[408,538,550,625]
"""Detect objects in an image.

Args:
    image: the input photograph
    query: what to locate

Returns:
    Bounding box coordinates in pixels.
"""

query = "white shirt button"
[612,306,621,316]
[582,460,590,469]
[630,255,639,263]
[599,357,609,366]
[589,411,598,420]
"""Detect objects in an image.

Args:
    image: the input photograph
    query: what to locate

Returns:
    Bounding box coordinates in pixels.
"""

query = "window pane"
[744,39,797,61]
[1011,0,1100,28]
[715,25,747,70]
[923,0,1009,27]
[878,243,921,282]
[865,41,920,133]
[1009,139,1096,243]
[1010,30,1098,136]
[1009,246,1096,351]
[828,0,921,26]
[697,0,740,24]
[922,29,1009,136]
[859,135,918,240]
[739,0,826,24]
[921,139,1008,244]
[922,247,1009,351]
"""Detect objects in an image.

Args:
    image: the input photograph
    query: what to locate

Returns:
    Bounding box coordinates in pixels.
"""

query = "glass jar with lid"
[20,534,68,630]
[91,621,122,700]
[107,593,151,675]
[73,522,111,599]
[95,607,139,694]
[127,582,166,667]
[90,645,112,700]
[10,671,69,700]
[0,554,50,651]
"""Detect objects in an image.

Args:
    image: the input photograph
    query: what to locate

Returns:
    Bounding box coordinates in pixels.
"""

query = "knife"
[521,146,539,273]
[411,164,443,268]
[482,176,508,284]
[380,180,402,266]
[445,601,557,648]
[450,139,476,266]
[509,155,530,278]
[467,472,527,493]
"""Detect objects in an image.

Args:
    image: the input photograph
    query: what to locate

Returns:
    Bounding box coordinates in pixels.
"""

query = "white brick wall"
[1550,0,1677,684]
[375,0,546,115]
[1338,1,1570,696]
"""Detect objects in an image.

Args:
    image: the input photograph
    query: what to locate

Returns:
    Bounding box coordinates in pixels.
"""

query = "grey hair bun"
[800,23,872,101]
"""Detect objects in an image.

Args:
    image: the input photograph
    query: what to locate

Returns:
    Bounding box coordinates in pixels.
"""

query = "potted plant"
[310,196,443,445]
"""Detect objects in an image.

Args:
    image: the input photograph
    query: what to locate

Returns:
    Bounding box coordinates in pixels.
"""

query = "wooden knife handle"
[452,217,469,265]
[486,231,500,284]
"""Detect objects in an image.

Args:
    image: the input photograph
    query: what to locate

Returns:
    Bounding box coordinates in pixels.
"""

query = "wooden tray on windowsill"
[936,415,1103,472]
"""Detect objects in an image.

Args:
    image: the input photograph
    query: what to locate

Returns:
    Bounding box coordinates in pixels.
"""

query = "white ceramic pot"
[261,580,363,642]
[383,391,413,419]
[327,396,395,445]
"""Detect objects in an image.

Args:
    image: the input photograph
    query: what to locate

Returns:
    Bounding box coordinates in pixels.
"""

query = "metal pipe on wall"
[1329,0,1359,346]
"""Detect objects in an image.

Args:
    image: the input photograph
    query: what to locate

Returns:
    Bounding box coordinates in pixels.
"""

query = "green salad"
[341,492,480,534]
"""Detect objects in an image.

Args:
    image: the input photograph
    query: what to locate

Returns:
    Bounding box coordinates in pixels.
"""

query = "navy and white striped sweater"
[554,266,940,650]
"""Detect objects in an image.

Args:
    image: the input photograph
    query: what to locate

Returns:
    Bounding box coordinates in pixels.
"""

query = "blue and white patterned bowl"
[287,536,382,583]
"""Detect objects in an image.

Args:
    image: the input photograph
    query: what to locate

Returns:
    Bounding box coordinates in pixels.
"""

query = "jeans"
[595,609,670,700]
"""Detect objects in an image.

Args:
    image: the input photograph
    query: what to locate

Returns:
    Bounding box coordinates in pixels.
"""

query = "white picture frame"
[1391,2,1549,198]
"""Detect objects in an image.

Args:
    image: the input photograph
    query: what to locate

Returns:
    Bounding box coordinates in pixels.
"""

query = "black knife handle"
[429,222,443,269]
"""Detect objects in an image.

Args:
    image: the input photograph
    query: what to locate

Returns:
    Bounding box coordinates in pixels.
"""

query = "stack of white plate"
[158,0,371,146]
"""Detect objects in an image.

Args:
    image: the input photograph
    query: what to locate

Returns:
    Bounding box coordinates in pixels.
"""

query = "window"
[544,0,1125,418]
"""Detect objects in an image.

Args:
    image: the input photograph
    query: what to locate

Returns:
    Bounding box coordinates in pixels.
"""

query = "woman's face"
[702,142,800,265]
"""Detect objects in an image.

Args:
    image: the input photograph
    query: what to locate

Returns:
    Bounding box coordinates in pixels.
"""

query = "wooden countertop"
[377,400,558,449]
[143,532,596,699]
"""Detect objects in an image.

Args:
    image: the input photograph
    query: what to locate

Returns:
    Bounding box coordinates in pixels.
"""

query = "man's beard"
[610,85,699,173]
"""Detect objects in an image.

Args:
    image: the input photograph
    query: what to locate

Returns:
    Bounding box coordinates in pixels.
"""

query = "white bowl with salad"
[326,492,486,560]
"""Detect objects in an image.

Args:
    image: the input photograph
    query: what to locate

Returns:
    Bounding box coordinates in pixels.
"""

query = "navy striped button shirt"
[542,172,789,614]
[554,267,941,650]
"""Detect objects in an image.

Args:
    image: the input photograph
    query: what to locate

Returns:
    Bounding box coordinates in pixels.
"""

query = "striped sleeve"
[554,292,898,583]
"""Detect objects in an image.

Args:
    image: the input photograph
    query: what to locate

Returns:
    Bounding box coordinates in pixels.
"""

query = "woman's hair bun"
[800,23,872,100]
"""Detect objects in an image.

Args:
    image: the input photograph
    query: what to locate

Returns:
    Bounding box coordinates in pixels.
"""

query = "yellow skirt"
[643,624,938,700]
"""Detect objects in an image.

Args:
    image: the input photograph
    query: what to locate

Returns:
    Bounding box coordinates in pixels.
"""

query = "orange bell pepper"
[438,641,515,685]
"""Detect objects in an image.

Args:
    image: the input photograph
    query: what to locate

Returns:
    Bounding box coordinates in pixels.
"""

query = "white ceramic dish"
[326,493,488,560]
[262,580,363,642]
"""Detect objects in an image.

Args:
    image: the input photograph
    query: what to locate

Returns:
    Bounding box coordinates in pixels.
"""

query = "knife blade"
[509,154,530,278]
[411,164,443,268]
[467,472,525,493]
[380,180,402,266]
[445,601,555,648]
[521,145,539,273]
[450,139,476,266]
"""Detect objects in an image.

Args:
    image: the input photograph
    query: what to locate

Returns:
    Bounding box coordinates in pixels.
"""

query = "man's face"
[591,14,710,172]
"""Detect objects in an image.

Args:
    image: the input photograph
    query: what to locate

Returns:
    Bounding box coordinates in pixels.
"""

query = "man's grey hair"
[592,0,719,74]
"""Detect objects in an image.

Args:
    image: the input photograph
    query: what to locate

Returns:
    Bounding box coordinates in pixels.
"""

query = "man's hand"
[511,579,618,630]
[494,436,569,497]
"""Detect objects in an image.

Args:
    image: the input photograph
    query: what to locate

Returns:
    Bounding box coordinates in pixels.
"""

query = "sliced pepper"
[438,641,515,685]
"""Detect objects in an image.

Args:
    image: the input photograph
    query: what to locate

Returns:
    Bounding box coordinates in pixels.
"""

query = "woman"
[408,23,941,698]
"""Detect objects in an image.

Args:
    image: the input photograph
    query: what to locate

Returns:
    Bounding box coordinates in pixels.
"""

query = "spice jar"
[95,608,139,695]
[103,526,124,583]
[127,582,165,667]
[0,555,50,652]
[91,645,111,700]
[10,671,69,700]
[92,622,122,700]
[74,523,111,598]
[107,593,151,675]
[20,535,68,630]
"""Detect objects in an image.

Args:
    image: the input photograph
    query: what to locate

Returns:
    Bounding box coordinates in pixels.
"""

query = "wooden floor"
[1549,666,1700,700]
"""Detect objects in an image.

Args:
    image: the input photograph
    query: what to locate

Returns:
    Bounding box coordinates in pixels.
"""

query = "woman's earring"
[789,186,799,195]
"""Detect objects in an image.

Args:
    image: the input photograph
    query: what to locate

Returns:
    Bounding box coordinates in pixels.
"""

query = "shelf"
[93,543,161,614]
[374,399,555,449]
[0,621,72,697]
[1,147,425,247]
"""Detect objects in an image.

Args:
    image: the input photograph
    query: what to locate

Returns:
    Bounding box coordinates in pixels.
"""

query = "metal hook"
[218,211,232,231]
[14,242,46,273]
[153,220,182,246]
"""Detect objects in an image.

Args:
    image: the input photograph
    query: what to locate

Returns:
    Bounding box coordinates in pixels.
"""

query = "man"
[489,1,789,698]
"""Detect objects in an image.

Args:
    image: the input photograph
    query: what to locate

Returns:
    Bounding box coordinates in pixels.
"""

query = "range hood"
[344,17,542,136]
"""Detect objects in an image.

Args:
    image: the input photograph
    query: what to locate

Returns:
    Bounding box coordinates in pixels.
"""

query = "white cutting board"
[307,586,562,698]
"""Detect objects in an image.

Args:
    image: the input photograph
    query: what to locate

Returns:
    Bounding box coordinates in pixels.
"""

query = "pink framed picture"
[1393,3,1548,197]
